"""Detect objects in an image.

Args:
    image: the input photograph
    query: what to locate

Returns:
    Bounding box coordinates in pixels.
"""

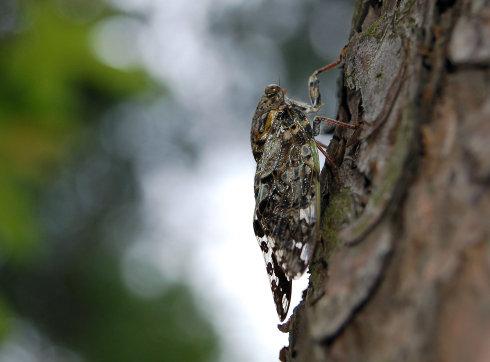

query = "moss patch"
[321,187,353,255]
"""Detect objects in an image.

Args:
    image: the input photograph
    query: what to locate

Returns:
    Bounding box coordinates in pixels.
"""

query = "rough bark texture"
[282,0,490,361]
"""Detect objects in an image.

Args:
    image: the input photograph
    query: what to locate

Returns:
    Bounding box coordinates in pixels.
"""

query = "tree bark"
[282,0,490,361]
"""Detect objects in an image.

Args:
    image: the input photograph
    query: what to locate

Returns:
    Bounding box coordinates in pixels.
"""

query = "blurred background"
[0,0,353,361]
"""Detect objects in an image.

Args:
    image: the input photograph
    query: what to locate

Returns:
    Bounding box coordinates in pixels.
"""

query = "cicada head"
[264,84,285,98]
[251,84,286,160]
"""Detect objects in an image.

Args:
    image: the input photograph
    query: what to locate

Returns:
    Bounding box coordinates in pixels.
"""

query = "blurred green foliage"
[0,297,11,341]
[0,0,149,261]
[0,1,218,361]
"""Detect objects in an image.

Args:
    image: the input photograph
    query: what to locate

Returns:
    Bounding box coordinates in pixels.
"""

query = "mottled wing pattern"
[253,106,320,320]
[253,223,292,321]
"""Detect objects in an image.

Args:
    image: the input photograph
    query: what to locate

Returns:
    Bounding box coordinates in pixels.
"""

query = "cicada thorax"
[250,85,287,161]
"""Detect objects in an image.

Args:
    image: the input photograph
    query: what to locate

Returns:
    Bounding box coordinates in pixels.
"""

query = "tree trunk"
[282,0,490,361]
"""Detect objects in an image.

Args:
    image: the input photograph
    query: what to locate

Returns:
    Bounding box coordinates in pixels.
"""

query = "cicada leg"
[314,116,360,168]
[313,116,357,130]
[313,116,358,138]
[315,140,338,170]
[308,46,347,112]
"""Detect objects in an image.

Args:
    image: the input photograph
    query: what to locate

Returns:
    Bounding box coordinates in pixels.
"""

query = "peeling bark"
[282,0,490,361]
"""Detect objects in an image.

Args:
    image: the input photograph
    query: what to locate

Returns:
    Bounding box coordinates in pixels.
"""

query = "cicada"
[251,49,355,321]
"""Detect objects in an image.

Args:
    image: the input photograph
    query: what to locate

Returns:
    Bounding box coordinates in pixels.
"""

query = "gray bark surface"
[282,1,490,361]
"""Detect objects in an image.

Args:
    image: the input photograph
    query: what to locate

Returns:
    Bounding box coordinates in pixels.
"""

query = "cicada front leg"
[307,46,347,113]
[287,47,347,115]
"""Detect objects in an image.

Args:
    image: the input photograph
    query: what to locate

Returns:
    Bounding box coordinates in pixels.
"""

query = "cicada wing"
[279,139,321,278]
[262,139,320,280]
[254,217,292,321]
[253,108,320,320]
